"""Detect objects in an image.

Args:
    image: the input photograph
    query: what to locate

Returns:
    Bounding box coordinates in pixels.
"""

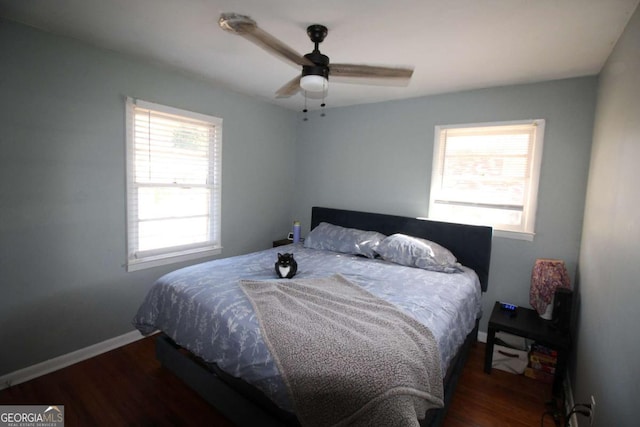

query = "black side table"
[484,301,570,395]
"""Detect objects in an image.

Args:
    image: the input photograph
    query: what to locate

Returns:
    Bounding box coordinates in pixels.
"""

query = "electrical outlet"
[590,395,596,426]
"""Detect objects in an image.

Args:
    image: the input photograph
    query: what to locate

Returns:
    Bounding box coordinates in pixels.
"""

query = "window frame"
[125,97,223,271]
[428,119,545,241]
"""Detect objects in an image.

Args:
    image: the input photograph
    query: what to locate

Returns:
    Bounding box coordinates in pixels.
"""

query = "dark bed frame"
[155,206,492,426]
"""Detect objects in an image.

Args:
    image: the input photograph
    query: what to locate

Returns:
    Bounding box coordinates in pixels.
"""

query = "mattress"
[132,243,482,412]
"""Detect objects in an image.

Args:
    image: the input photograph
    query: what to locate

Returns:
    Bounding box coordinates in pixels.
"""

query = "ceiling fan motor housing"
[303,24,330,80]
[302,51,329,79]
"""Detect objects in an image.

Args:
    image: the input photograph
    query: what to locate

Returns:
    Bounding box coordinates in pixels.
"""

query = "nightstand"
[484,301,570,395]
[273,238,292,248]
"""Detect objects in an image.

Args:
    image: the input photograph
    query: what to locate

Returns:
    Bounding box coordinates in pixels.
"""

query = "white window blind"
[125,98,222,271]
[429,120,544,239]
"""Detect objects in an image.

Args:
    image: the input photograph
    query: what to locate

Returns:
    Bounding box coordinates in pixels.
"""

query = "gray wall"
[0,19,297,376]
[292,77,597,333]
[575,4,640,425]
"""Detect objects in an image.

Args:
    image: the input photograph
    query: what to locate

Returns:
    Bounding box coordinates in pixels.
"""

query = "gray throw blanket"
[239,274,444,427]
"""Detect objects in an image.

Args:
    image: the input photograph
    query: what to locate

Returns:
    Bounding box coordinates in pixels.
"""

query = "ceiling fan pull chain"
[303,92,309,121]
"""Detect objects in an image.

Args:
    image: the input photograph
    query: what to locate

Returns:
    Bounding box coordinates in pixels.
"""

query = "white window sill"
[126,246,222,272]
[493,229,534,241]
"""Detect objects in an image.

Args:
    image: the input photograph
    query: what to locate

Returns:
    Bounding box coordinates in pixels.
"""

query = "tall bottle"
[293,221,301,244]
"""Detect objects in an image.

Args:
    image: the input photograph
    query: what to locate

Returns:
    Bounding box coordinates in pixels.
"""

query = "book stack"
[524,343,557,383]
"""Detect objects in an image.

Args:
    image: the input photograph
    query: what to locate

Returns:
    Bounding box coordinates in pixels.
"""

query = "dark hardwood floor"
[0,338,558,426]
[445,343,557,427]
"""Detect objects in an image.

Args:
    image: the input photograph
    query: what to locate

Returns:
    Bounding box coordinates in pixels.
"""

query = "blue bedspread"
[132,244,482,412]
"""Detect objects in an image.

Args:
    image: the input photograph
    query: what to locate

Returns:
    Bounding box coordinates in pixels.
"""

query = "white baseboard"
[477,330,487,343]
[0,330,150,390]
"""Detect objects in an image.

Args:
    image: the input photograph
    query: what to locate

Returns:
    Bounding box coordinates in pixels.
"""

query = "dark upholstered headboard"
[310,206,492,292]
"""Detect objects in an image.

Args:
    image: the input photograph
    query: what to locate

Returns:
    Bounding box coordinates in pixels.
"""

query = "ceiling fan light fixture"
[300,74,328,92]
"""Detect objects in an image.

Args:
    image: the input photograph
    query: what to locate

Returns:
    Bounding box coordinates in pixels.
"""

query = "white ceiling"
[1,0,638,111]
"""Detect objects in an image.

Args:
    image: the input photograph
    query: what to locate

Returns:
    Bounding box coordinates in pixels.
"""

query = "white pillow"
[303,222,386,259]
[375,233,462,273]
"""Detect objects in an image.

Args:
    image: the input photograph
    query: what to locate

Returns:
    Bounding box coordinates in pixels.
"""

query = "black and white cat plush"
[275,253,297,279]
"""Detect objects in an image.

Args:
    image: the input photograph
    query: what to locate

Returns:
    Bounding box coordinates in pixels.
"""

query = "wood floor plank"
[0,338,559,426]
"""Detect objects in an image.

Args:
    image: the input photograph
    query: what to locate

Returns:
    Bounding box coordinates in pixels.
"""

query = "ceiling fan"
[218,13,414,98]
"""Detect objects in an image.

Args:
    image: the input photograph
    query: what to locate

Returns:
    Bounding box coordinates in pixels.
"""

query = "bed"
[133,206,492,426]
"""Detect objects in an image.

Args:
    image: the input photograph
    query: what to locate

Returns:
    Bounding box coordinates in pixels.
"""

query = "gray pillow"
[375,233,462,273]
[303,222,386,258]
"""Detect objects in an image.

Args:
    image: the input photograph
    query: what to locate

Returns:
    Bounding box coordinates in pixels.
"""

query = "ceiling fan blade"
[275,75,301,98]
[219,13,313,67]
[245,27,315,67]
[330,63,414,79]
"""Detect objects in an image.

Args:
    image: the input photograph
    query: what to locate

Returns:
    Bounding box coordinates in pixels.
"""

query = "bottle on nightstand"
[293,221,301,243]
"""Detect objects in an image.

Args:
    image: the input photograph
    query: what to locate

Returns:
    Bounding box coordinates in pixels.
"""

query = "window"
[429,120,545,240]
[125,98,222,271]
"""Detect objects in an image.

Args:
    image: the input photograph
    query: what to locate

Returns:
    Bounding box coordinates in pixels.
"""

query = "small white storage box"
[491,332,529,374]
